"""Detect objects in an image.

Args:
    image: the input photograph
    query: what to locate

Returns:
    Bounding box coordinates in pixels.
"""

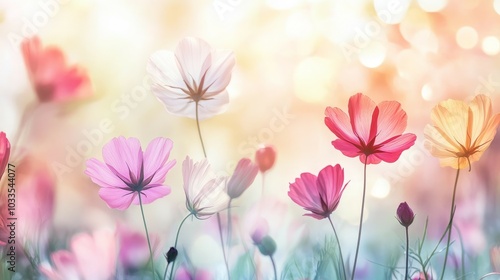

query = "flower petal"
[197,91,229,120]
[375,101,407,142]
[317,164,345,212]
[324,106,357,143]
[147,50,187,96]
[102,137,143,182]
[143,137,175,183]
[131,185,171,205]
[85,159,127,189]
[288,173,322,215]
[375,133,417,163]
[348,93,377,144]
[331,139,360,157]
[204,49,235,96]
[430,99,468,149]
[98,187,135,210]
[175,37,212,83]
[468,94,492,145]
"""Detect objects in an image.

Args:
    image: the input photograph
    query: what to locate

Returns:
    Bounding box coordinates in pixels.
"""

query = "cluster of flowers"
[1,35,500,280]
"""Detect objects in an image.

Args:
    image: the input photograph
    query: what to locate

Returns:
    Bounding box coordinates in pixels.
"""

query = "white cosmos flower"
[147,37,235,120]
[182,156,230,219]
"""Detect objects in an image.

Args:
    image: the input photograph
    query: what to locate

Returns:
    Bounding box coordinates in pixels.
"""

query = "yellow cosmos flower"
[424,94,500,170]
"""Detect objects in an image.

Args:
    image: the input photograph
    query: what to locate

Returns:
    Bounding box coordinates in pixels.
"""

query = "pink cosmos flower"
[21,36,92,102]
[255,145,276,173]
[226,158,259,199]
[288,164,348,220]
[183,156,230,219]
[85,137,176,210]
[147,37,235,120]
[40,228,117,280]
[325,93,416,164]
[116,225,150,269]
[0,132,10,180]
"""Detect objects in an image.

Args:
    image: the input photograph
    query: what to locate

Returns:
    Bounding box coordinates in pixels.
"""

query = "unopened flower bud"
[166,247,178,264]
[396,202,415,228]
[257,235,276,256]
[255,145,276,173]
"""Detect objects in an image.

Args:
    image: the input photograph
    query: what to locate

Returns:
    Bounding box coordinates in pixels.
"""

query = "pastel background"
[1,0,500,278]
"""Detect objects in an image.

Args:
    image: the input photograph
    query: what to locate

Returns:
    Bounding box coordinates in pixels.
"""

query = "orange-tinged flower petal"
[425,94,500,169]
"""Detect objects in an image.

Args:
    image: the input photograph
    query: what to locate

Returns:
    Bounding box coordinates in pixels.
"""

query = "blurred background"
[1,0,500,278]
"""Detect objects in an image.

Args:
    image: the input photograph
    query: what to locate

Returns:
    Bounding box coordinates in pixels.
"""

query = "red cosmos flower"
[21,36,92,102]
[325,93,416,164]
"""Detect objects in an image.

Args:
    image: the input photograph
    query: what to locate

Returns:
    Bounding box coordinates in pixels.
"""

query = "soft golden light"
[482,36,500,56]
[358,41,386,68]
[456,26,478,49]
[293,56,336,103]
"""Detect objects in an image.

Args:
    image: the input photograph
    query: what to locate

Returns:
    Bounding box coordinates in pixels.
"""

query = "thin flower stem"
[138,194,155,279]
[217,213,231,279]
[352,159,368,280]
[227,199,233,247]
[440,168,461,280]
[328,215,347,280]
[12,102,37,160]
[270,255,277,280]
[195,101,207,158]
[168,214,192,280]
[261,172,266,197]
[405,226,409,280]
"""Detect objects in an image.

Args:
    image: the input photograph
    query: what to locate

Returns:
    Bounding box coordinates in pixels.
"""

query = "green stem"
[405,226,409,280]
[167,214,192,280]
[440,168,460,280]
[270,255,277,280]
[217,213,231,279]
[352,159,368,280]
[328,216,347,280]
[138,194,155,279]
[195,101,207,158]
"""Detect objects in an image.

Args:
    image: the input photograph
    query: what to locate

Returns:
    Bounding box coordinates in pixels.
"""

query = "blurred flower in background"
[226,158,258,199]
[0,132,10,180]
[255,145,276,174]
[21,36,92,103]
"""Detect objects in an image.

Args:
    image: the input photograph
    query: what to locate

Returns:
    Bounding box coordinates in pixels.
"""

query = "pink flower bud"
[396,202,415,228]
[255,145,276,173]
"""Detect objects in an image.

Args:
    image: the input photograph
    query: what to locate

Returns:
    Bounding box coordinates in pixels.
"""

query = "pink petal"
[317,164,345,212]
[362,154,382,164]
[375,101,408,142]
[288,173,322,214]
[348,93,377,144]
[227,158,259,199]
[324,106,358,143]
[0,132,10,180]
[85,158,127,189]
[98,187,135,210]
[131,185,171,205]
[197,91,229,120]
[304,212,327,220]
[331,139,360,157]
[102,137,143,183]
[143,137,175,183]
[50,250,80,280]
[71,229,116,280]
[53,67,92,102]
[375,133,417,163]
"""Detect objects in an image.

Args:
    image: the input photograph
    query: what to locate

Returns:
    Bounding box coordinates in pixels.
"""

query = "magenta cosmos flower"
[325,93,416,164]
[147,37,235,120]
[85,137,176,210]
[21,36,92,102]
[288,164,348,220]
